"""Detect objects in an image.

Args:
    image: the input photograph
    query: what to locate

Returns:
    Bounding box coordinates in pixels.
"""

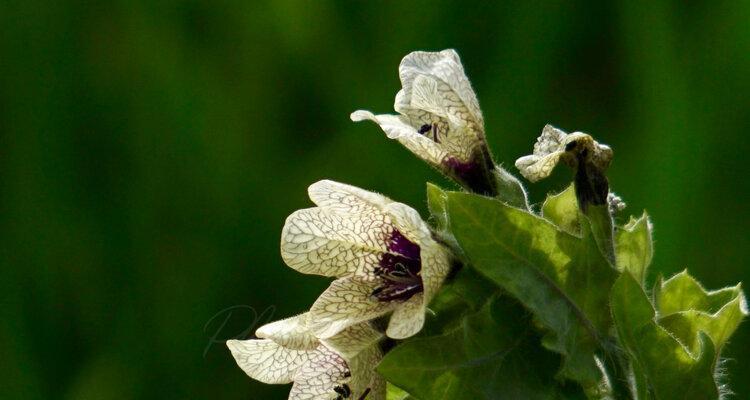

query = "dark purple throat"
[443,154,498,197]
[372,230,423,302]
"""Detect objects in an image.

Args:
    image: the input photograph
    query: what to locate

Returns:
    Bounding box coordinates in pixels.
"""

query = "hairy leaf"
[426,182,463,258]
[541,184,581,236]
[611,273,719,400]
[654,271,747,356]
[493,167,530,210]
[378,296,582,400]
[420,266,497,336]
[445,191,618,390]
[426,182,449,232]
[615,214,653,284]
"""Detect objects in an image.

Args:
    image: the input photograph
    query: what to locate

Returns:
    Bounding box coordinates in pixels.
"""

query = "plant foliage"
[380,184,746,400]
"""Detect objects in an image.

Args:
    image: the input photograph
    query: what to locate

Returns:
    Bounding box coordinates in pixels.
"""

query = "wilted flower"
[515,124,612,183]
[351,49,499,196]
[227,313,384,400]
[281,180,452,339]
[516,124,613,210]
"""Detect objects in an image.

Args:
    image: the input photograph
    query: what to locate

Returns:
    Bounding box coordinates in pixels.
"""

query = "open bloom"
[351,49,498,196]
[281,180,451,339]
[515,124,613,210]
[227,313,384,400]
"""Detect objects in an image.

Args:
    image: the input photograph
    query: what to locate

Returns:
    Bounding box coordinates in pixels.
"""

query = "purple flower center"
[371,230,423,302]
[443,153,497,196]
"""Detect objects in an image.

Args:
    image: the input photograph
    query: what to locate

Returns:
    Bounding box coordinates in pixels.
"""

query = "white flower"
[515,124,613,183]
[351,49,498,195]
[281,180,452,339]
[227,313,385,400]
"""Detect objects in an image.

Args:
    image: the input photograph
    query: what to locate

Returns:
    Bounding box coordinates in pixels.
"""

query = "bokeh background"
[1,1,748,399]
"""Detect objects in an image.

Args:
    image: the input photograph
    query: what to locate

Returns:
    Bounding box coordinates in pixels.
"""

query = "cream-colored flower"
[515,124,613,183]
[227,313,385,400]
[281,180,452,339]
[351,49,498,195]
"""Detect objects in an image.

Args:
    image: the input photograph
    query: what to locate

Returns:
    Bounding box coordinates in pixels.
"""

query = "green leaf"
[426,182,449,232]
[654,270,741,315]
[541,184,581,236]
[540,184,615,265]
[653,271,747,356]
[387,384,417,400]
[426,183,463,258]
[445,192,618,390]
[615,214,653,284]
[421,265,498,336]
[378,296,581,400]
[492,166,530,210]
[611,273,719,400]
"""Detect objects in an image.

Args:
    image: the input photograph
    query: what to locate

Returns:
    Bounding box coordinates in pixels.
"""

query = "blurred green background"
[1,1,747,399]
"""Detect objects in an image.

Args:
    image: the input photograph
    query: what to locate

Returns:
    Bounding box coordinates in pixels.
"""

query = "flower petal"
[420,240,452,304]
[226,339,309,384]
[386,294,426,339]
[350,110,415,140]
[309,276,395,339]
[396,51,487,165]
[533,124,568,157]
[347,346,386,400]
[384,202,432,245]
[322,322,384,360]
[368,375,387,400]
[307,179,392,216]
[289,345,351,400]
[515,152,564,182]
[351,110,447,166]
[399,49,483,125]
[410,75,451,119]
[281,207,391,278]
[516,124,614,182]
[255,313,319,351]
[394,88,449,133]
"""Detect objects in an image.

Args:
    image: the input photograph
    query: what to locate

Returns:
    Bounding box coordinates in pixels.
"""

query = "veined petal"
[351,110,447,166]
[347,346,386,400]
[289,345,351,400]
[281,207,391,278]
[226,339,309,384]
[308,179,392,216]
[396,73,485,165]
[255,313,319,351]
[384,202,432,245]
[368,375,387,400]
[532,124,568,157]
[392,129,449,167]
[420,240,452,303]
[515,152,564,182]
[394,89,451,138]
[409,72,476,131]
[516,124,614,183]
[386,294,426,339]
[350,110,415,140]
[309,276,396,339]
[410,75,450,119]
[322,322,384,360]
[399,49,483,125]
